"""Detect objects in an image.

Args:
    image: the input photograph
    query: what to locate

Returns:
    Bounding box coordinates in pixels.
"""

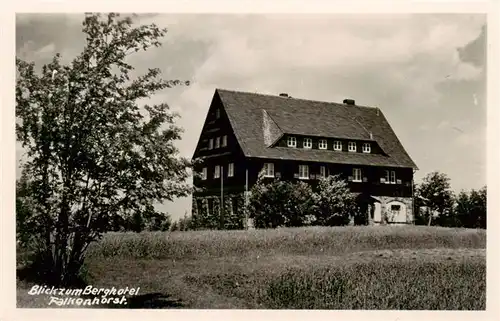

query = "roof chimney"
[343,99,355,105]
[279,93,289,98]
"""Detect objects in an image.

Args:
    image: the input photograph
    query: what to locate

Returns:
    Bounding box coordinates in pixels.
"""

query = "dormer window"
[287,136,297,148]
[348,142,357,152]
[319,139,327,150]
[334,141,342,151]
[215,137,220,148]
[208,138,214,150]
[303,138,312,149]
[362,143,371,153]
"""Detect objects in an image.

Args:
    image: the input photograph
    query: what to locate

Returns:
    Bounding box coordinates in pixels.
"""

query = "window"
[320,166,327,178]
[215,108,220,119]
[334,141,342,151]
[362,143,371,153]
[214,165,220,179]
[201,167,207,180]
[287,136,297,147]
[299,165,309,179]
[319,139,327,150]
[384,170,396,184]
[228,163,234,177]
[208,138,214,150]
[303,138,312,149]
[391,204,401,211]
[222,135,227,147]
[215,137,220,148]
[353,168,362,182]
[348,142,357,152]
[263,163,274,177]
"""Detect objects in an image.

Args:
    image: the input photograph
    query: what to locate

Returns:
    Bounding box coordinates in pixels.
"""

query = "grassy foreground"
[17,226,486,309]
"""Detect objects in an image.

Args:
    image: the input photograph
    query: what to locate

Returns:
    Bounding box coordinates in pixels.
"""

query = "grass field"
[17,226,486,309]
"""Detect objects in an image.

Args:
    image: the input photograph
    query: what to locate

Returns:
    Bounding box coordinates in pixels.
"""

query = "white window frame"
[362,142,371,153]
[334,141,342,151]
[298,165,309,179]
[319,139,328,150]
[263,163,275,177]
[208,138,214,150]
[222,135,227,147]
[390,170,396,184]
[353,168,362,182]
[320,166,327,178]
[201,167,207,180]
[348,142,357,152]
[214,165,220,179]
[215,137,220,149]
[287,136,297,148]
[303,138,312,149]
[228,163,234,177]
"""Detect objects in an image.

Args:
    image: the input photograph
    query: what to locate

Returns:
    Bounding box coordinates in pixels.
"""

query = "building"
[191,89,418,229]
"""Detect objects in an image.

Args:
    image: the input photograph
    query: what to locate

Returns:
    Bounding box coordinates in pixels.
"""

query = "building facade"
[191,89,418,229]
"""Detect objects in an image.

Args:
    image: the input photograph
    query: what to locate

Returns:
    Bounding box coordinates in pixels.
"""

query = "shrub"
[312,175,357,226]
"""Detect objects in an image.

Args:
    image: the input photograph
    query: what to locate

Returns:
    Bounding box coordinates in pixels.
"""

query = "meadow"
[17,226,486,309]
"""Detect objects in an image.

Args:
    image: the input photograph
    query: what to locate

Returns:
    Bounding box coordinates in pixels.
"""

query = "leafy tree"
[416,172,454,226]
[455,187,486,228]
[312,175,356,226]
[16,13,190,286]
[249,178,314,228]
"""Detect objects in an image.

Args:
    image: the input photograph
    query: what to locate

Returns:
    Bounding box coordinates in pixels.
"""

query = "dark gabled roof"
[215,88,418,169]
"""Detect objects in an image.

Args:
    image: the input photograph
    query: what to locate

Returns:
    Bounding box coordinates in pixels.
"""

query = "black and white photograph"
[3,0,499,317]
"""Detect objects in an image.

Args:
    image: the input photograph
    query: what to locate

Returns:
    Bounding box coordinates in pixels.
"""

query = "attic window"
[303,138,312,149]
[362,143,371,153]
[215,108,220,119]
[334,141,342,151]
[287,136,297,148]
[319,139,327,150]
[348,142,357,152]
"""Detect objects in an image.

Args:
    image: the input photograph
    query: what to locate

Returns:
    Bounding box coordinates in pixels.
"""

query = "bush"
[249,179,315,228]
[312,175,357,226]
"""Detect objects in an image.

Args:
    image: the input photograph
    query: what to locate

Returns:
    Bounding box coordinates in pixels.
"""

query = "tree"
[455,187,487,229]
[312,175,356,226]
[417,172,454,226]
[16,13,190,286]
[248,178,315,228]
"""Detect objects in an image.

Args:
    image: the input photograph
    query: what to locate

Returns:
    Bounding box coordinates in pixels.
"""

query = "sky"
[15,13,487,221]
